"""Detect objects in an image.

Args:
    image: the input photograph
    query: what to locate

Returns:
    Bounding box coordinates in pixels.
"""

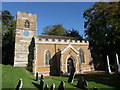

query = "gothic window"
[45,50,51,65]
[24,20,30,28]
[79,49,85,63]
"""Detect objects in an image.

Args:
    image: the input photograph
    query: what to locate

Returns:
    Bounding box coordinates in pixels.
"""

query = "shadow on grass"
[75,73,120,88]
[32,82,40,89]
[54,78,67,83]
[32,78,37,81]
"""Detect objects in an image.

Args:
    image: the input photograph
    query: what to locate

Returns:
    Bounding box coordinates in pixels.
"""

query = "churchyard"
[2,64,120,89]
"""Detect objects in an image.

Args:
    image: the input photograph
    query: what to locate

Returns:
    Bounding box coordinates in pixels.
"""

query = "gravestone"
[40,79,44,90]
[58,81,65,90]
[106,55,112,74]
[76,77,88,89]
[118,65,120,74]
[68,67,75,83]
[84,80,88,88]
[36,72,39,81]
[115,54,120,74]
[93,87,99,90]
[41,75,44,80]
[116,65,120,74]
[16,78,23,90]
[50,83,55,90]
[44,83,49,90]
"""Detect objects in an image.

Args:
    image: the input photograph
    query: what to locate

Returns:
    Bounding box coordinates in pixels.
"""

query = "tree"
[2,10,16,65]
[66,28,83,40]
[42,24,67,36]
[42,24,83,40]
[83,2,120,69]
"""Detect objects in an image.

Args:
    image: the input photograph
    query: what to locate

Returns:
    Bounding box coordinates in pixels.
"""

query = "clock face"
[23,30,30,37]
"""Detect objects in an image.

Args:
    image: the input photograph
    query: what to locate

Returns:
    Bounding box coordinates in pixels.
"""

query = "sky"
[2,2,95,37]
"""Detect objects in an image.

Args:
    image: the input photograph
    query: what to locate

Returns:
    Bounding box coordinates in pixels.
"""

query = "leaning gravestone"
[115,54,120,74]
[44,83,49,90]
[40,79,44,90]
[50,83,55,90]
[58,81,65,90]
[84,80,88,88]
[115,65,120,74]
[36,72,39,81]
[68,67,75,83]
[106,55,112,74]
[117,65,120,74]
[41,75,44,80]
[77,77,88,89]
[16,78,23,90]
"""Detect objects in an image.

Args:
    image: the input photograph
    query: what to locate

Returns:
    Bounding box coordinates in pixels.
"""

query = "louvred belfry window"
[24,20,30,28]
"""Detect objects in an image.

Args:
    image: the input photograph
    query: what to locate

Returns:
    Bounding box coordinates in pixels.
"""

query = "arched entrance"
[67,57,75,73]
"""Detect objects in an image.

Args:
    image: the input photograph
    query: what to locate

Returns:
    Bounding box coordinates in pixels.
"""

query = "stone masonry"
[14,11,94,76]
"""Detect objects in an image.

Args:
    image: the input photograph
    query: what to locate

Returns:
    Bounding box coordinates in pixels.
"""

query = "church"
[14,11,94,76]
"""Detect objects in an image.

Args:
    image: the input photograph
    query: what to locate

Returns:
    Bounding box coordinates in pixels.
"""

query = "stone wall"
[34,37,94,76]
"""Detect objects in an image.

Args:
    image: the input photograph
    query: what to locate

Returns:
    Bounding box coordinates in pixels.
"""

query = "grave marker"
[50,83,55,90]
[58,81,65,90]
[68,67,75,83]
[40,79,44,90]
[16,78,23,90]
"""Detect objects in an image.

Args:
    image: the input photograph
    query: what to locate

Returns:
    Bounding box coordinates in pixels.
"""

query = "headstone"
[40,79,44,90]
[16,78,23,90]
[58,81,65,90]
[41,75,44,80]
[44,83,49,90]
[118,65,120,74]
[36,72,39,81]
[76,77,88,89]
[93,87,99,90]
[115,54,120,74]
[84,80,88,88]
[116,54,119,66]
[106,55,112,74]
[68,67,75,83]
[50,83,55,90]
[115,65,120,74]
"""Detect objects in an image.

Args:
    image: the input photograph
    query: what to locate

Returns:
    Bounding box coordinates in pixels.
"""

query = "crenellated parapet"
[16,11,37,31]
[36,36,89,45]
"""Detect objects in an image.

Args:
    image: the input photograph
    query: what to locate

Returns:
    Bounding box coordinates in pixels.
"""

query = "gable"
[61,44,79,55]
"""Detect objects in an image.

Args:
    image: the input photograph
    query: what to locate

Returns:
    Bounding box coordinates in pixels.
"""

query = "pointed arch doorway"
[67,57,75,73]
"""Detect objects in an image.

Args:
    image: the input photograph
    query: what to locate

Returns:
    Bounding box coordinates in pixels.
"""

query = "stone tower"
[14,11,37,67]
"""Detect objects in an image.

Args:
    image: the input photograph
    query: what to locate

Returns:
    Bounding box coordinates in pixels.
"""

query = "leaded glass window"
[79,49,85,63]
[45,50,51,65]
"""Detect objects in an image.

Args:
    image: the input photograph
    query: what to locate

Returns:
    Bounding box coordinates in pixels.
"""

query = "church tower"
[14,11,37,67]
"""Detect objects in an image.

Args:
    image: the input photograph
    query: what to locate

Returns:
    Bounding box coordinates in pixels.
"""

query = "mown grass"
[2,64,35,88]
[2,64,120,89]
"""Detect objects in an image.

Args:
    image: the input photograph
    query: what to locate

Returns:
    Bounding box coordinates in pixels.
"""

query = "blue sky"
[2,2,95,37]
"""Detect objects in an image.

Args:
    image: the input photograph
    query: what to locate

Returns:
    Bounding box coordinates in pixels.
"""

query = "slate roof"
[37,35,80,40]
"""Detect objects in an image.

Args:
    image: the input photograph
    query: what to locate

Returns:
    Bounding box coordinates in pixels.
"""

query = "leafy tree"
[42,24,67,36]
[66,28,83,40]
[2,10,16,65]
[83,2,120,70]
[42,24,83,40]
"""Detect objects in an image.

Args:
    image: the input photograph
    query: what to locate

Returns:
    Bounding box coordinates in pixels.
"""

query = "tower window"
[24,20,30,28]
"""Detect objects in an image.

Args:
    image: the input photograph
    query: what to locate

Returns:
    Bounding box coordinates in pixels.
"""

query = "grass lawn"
[2,64,120,89]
